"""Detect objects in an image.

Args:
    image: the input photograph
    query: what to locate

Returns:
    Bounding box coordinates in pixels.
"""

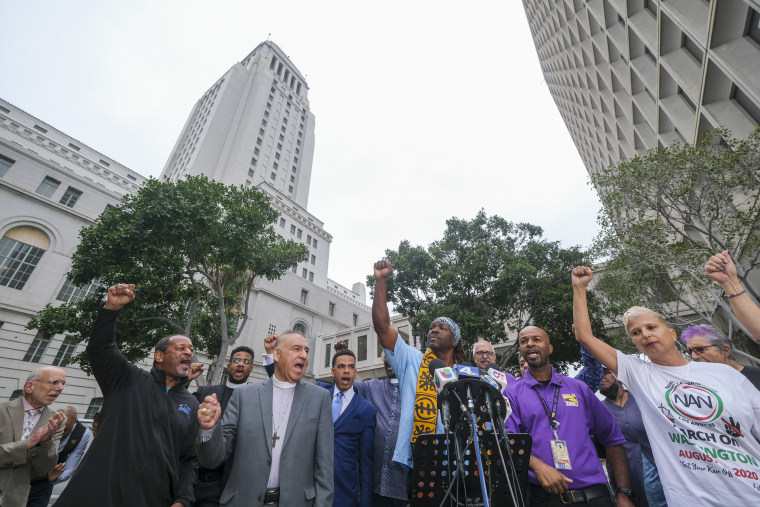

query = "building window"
[329,302,335,316]
[277,143,282,150]
[275,152,280,160]
[254,147,260,155]
[290,225,296,234]
[248,169,255,177]
[273,162,278,169]
[283,117,288,124]
[264,110,269,118]
[0,228,48,290]
[9,389,22,401]
[309,271,314,282]
[301,268,308,279]
[324,343,331,368]
[34,124,48,134]
[251,158,257,166]
[0,154,14,177]
[291,265,297,273]
[300,288,308,303]
[35,176,61,198]
[307,234,312,244]
[279,218,286,228]
[288,185,293,193]
[296,148,300,155]
[256,138,262,146]
[279,134,285,142]
[85,397,104,419]
[23,332,49,363]
[357,335,368,361]
[292,166,297,173]
[259,128,265,136]
[53,335,77,367]
[270,172,276,181]
[59,187,83,208]
[297,229,302,239]
[310,254,316,265]
[268,323,277,334]
[312,239,318,248]
[290,175,295,183]
[56,279,98,303]
[353,313,358,326]
[67,143,81,151]
[297,139,301,146]
[99,159,110,167]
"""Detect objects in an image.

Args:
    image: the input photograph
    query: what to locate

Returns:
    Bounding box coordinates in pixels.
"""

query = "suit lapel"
[8,397,24,439]
[260,379,274,458]
[335,386,358,428]
[281,380,306,450]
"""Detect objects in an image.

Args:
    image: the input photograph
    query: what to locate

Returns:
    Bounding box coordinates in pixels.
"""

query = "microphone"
[429,358,457,432]
[484,363,512,420]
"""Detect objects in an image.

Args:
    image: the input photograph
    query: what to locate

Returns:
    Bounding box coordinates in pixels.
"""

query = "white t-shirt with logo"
[616,350,760,506]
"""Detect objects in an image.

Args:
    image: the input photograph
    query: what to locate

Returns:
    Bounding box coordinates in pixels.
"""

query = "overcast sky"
[1,1,602,293]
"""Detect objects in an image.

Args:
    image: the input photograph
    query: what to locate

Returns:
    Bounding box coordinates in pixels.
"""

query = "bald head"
[518,326,553,372]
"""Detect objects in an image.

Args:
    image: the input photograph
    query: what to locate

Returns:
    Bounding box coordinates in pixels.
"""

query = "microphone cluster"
[428,359,513,432]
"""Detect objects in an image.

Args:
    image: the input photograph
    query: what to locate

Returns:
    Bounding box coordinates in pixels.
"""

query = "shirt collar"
[226,380,246,389]
[336,385,355,404]
[523,366,563,388]
[22,397,38,412]
[272,376,297,389]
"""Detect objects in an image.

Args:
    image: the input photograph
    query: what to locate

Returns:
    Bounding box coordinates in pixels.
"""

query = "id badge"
[550,439,572,470]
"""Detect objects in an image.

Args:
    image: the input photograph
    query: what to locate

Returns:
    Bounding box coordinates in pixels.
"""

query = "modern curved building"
[522,0,760,178]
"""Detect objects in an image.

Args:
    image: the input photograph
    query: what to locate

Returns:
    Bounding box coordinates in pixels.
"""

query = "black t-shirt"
[740,365,760,391]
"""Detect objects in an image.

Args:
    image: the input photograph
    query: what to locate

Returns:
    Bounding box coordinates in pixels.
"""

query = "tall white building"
[522,0,760,179]
[160,41,371,378]
[0,41,371,413]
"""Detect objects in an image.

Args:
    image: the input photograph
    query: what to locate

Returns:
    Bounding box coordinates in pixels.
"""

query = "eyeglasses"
[231,358,252,365]
[474,351,495,357]
[686,345,717,356]
[36,379,66,387]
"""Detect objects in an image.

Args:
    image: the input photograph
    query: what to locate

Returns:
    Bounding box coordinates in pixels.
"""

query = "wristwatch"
[617,487,635,500]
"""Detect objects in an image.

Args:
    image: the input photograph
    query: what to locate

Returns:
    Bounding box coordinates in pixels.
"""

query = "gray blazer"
[0,398,63,506]
[197,378,333,507]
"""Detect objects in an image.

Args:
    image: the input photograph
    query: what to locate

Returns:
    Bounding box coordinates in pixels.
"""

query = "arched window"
[293,322,307,336]
[0,226,49,289]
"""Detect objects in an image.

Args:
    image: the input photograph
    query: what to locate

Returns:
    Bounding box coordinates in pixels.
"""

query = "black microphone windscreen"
[428,358,446,378]
[486,362,501,370]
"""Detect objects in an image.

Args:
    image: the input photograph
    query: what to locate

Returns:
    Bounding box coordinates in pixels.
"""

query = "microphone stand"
[484,390,525,507]
[466,386,490,507]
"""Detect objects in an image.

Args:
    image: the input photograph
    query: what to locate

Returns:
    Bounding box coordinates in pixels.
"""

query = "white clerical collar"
[390,378,399,384]
[226,380,246,389]
[272,376,297,389]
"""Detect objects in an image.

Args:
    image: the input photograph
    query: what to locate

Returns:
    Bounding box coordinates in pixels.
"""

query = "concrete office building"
[0,98,146,416]
[159,41,372,378]
[522,0,760,179]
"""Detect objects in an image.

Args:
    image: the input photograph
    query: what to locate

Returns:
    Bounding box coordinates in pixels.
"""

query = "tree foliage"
[27,176,308,382]
[367,210,606,370]
[591,127,760,349]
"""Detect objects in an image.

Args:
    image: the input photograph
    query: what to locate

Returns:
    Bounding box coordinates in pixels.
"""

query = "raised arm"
[86,284,138,396]
[706,250,760,341]
[372,259,399,352]
[571,267,619,374]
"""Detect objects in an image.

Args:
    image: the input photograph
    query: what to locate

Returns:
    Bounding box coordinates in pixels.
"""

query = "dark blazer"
[329,385,376,507]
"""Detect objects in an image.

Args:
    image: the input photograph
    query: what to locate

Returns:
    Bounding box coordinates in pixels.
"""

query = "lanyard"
[532,382,561,440]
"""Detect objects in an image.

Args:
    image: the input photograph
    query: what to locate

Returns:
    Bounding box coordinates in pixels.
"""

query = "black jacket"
[56,308,199,507]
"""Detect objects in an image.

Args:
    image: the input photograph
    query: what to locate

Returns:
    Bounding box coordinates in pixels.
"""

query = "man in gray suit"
[197,331,333,506]
[1,367,66,505]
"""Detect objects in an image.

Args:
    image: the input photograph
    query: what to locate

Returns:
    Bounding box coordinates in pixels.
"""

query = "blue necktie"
[332,391,344,422]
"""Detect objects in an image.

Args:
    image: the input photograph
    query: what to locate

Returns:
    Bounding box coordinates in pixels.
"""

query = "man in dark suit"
[0,367,66,505]
[191,346,254,507]
[197,331,333,506]
[326,350,376,507]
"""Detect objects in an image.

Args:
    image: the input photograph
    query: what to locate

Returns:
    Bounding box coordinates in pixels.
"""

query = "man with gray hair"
[0,367,66,505]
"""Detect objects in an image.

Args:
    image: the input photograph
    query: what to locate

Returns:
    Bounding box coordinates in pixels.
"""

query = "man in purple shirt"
[505,326,634,507]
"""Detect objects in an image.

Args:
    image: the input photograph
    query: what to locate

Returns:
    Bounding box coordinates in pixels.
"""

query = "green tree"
[28,176,308,383]
[591,127,760,349]
[368,210,605,371]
